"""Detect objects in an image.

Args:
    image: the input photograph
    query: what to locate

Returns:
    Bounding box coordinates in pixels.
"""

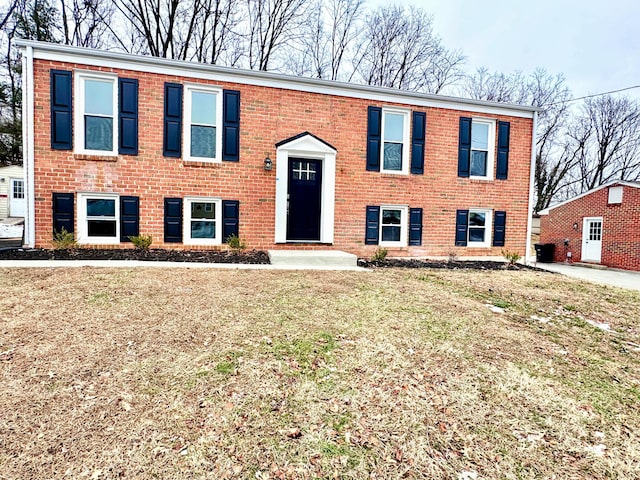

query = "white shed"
[0,165,25,219]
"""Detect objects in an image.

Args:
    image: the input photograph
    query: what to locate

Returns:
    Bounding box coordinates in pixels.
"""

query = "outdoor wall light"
[264,156,273,171]
[573,222,578,230]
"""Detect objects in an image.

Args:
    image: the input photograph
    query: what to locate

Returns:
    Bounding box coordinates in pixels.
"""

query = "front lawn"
[1,267,639,479]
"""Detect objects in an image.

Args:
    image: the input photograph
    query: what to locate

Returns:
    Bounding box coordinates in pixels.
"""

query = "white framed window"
[78,193,119,244]
[184,84,222,162]
[468,209,492,247]
[12,179,24,199]
[379,205,408,247]
[184,197,222,245]
[470,118,496,179]
[381,109,410,174]
[74,71,118,156]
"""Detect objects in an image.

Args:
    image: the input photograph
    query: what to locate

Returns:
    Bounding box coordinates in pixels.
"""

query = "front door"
[9,178,25,217]
[287,158,322,241]
[582,217,602,263]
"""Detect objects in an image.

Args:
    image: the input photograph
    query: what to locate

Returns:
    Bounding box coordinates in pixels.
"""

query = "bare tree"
[288,0,363,80]
[528,70,574,211]
[565,95,640,195]
[59,0,115,48]
[0,0,19,31]
[243,0,310,71]
[351,5,464,93]
[191,0,243,65]
[461,68,576,211]
[114,0,208,59]
[462,68,528,104]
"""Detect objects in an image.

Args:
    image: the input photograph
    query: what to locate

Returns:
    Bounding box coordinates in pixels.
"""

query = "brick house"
[539,181,640,271]
[17,40,538,259]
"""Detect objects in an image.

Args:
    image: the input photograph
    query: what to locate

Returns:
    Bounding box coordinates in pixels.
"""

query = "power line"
[556,85,640,105]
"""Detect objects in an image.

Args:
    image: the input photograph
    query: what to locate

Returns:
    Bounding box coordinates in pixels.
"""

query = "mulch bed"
[0,247,543,271]
[0,247,270,264]
[358,258,538,270]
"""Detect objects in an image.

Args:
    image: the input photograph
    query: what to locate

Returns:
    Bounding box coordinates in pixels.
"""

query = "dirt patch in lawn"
[1,268,639,479]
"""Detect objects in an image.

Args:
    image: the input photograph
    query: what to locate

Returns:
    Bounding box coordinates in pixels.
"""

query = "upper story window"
[470,119,495,179]
[458,117,505,180]
[184,85,222,162]
[381,110,410,174]
[74,72,118,156]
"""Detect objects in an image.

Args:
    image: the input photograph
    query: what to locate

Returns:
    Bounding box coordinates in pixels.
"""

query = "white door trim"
[581,217,603,263]
[274,134,336,244]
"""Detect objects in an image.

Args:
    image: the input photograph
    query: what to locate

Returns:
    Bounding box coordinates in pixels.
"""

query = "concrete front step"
[573,261,608,270]
[268,250,358,267]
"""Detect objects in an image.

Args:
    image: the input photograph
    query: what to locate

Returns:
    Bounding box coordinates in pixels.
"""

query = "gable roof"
[539,180,640,215]
[15,39,540,119]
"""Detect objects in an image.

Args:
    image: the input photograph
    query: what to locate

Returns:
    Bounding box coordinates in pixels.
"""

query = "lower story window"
[468,209,492,247]
[184,197,221,245]
[78,193,119,244]
[380,205,408,247]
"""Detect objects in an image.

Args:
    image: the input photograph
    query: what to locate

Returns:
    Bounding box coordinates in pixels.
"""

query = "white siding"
[0,165,25,218]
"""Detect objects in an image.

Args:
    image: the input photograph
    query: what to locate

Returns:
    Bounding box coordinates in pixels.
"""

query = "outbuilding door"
[287,158,322,241]
[9,178,25,217]
[581,217,602,263]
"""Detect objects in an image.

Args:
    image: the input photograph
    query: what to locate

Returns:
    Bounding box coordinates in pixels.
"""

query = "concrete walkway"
[533,261,640,292]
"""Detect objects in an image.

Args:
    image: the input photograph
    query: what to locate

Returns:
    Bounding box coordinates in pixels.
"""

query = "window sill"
[183,160,223,168]
[74,154,118,162]
[469,177,494,182]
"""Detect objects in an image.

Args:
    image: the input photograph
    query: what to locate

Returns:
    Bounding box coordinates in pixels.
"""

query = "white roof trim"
[276,134,337,154]
[539,180,640,215]
[15,39,539,119]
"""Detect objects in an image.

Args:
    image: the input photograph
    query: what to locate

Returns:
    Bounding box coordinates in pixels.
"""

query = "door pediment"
[276,132,337,155]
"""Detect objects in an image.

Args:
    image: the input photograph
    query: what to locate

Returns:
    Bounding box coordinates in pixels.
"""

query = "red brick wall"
[540,185,640,271]
[31,58,534,257]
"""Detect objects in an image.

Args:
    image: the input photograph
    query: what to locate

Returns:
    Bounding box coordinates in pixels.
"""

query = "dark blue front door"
[287,158,322,241]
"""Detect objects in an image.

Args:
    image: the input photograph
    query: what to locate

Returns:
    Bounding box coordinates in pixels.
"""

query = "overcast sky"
[400,0,640,99]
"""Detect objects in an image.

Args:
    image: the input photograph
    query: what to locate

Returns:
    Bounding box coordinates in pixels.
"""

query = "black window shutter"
[52,192,74,234]
[458,117,471,178]
[409,207,423,246]
[365,206,380,245]
[118,78,139,155]
[493,211,507,247]
[411,111,426,175]
[496,121,510,180]
[120,196,140,242]
[222,200,240,242]
[163,83,183,157]
[455,209,469,246]
[50,70,73,150]
[222,90,240,162]
[164,198,183,243]
[366,107,382,171]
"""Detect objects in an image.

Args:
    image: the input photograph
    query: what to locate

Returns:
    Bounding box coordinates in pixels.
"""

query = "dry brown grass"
[1,267,639,479]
